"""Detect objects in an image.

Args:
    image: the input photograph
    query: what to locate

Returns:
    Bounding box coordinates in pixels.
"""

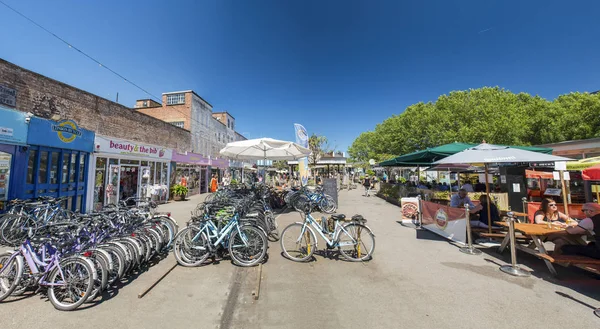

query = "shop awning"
[566,156,600,170]
[583,165,600,181]
[525,169,554,179]
[380,142,553,167]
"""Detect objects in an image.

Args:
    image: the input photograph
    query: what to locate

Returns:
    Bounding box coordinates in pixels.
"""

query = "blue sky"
[2,0,599,153]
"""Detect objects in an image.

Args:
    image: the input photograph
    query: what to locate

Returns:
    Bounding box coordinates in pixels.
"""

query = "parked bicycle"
[280,202,375,262]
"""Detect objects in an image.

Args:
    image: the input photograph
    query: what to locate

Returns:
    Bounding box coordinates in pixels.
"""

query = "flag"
[294,123,309,186]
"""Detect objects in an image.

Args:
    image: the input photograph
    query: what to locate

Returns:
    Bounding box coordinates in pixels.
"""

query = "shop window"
[109,158,118,165]
[38,151,48,184]
[141,161,148,166]
[156,162,162,184]
[79,154,86,182]
[0,152,12,210]
[50,152,59,184]
[69,153,76,183]
[62,153,69,183]
[161,163,168,185]
[27,150,37,184]
[121,159,140,165]
[150,162,155,184]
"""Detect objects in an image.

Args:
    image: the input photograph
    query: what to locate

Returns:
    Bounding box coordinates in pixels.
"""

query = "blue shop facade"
[0,107,29,212]
[0,106,95,212]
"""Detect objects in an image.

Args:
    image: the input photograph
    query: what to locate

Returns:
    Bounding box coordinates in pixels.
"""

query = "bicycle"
[174,207,268,267]
[280,203,375,262]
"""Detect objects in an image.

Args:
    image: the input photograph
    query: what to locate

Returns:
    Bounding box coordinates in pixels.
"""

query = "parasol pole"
[485,163,492,234]
[559,170,570,218]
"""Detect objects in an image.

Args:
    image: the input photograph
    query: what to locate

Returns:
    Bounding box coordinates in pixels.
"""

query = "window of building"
[142,100,148,107]
[166,93,185,105]
[170,121,185,128]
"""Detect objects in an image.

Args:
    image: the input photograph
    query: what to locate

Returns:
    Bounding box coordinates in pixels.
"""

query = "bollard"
[499,212,530,277]
[460,203,481,255]
[416,195,423,229]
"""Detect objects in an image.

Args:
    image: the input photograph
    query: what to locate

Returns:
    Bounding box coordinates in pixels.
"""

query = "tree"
[308,134,329,167]
[273,160,288,171]
[349,87,600,162]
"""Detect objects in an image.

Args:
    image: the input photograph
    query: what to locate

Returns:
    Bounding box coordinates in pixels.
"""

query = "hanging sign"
[0,85,16,108]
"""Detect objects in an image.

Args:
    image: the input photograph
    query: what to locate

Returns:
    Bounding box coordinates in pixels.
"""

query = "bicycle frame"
[300,213,357,247]
[192,215,249,250]
[0,241,65,287]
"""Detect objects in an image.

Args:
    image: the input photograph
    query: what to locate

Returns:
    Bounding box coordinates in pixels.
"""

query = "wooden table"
[495,221,566,276]
[499,210,528,220]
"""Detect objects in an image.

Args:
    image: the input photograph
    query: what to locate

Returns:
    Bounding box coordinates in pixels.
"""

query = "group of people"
[450,190,600,260]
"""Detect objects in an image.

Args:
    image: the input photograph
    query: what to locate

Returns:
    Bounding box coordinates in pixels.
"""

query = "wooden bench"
[536,254,600,275]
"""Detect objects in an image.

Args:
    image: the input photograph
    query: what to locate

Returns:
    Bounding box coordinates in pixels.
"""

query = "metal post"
[416,195,423,229]
[521,197,528,223]
[460,203,482,255]
[499,212,531,277]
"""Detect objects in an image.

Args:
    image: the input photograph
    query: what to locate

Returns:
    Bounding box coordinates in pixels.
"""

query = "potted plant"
[171,184,189,201]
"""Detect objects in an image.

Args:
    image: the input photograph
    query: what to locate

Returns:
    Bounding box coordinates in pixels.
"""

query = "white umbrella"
[434,143,572,232]
[219,138,311,160]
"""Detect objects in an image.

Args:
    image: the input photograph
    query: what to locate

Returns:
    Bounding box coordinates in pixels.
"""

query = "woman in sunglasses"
[533,198,575,227]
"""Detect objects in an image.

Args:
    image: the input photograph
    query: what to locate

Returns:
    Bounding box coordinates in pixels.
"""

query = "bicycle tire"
[47,257,94,311]
[173,226,210,267]
[280,223,316,262]
[338,223,375,262]
[0,252,24,302]
[228,225,268,267]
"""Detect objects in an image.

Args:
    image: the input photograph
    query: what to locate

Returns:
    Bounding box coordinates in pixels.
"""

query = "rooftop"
[162,90,212,107]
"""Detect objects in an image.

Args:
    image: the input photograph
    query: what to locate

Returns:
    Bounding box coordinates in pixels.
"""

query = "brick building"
[0,58,192,212]
[135,91,245,158]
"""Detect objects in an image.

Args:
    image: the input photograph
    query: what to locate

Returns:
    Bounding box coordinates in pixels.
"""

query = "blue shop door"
[22,146,89,213]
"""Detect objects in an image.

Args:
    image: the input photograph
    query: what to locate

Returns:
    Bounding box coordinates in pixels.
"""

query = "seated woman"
[470,195,502,229]
[533,198,574,228]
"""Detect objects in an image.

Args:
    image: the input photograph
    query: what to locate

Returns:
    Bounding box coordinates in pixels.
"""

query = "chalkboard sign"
[322,178,338,206]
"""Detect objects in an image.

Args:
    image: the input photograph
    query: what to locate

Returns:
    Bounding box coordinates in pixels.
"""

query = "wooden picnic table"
[499,210,527,218]
[495,221,567,276]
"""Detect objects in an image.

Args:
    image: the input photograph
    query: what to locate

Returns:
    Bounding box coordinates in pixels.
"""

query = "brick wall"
[0,59,191,152]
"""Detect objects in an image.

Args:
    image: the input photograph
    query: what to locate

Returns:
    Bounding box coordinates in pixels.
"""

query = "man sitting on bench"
[556,203,600,259]
[469,194,502,229]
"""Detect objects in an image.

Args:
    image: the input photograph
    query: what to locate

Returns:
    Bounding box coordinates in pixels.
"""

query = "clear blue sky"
[2,0,599,153]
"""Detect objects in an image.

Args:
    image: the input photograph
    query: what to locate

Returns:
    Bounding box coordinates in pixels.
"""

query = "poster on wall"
[420,200,467,245]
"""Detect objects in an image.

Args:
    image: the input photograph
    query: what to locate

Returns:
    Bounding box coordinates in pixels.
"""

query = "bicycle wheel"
[280,223,316,262]
[47,257,94,311]
[0,252,24,302]
[86,253,109,302]
[265,212,279,242]
[100,246,125,284]
[173,226,210,267]
[319,195,337,214]
[228,225,267,267]
[338,223,375,262]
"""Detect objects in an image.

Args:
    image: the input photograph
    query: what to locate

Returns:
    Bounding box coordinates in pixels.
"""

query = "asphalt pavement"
[1,190,600,329]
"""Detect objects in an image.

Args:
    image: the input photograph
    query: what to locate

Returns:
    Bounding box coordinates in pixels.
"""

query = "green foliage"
[349,87,600,161]
[308,134,330,166]
[230,179,238,185]
[170,184,189,196]
[273,160,288,171]
[366,169,375,176]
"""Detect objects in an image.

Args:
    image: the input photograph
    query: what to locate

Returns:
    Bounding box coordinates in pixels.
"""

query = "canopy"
[583,165,600,181]
[219,137,311,161]
[433,143,570,165]
[380,142,553,167]
[525,169,554,180]
[566,156,600,170]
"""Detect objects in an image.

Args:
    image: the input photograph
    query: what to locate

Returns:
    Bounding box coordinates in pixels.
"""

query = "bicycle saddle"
[331,214,346,221]
[352,215,366,222]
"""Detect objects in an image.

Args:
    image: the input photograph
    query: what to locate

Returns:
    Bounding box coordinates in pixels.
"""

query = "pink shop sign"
[95,135,173,159]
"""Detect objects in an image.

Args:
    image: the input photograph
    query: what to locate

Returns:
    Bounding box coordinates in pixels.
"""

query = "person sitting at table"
[533,198,574,228]
[438,182,450,191]
[470,195,501,228]
[555,203,600,258]
[450,188,476,209]
[474,180,486,192]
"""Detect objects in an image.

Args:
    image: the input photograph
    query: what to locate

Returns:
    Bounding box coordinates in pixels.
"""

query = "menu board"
[322,178,338,206]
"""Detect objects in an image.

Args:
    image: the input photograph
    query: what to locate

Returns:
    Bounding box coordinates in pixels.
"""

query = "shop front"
[90,135,173,211]
[0,107,29,212]
[210,157,229,185]
[24,117,95,212]
[171,152,210,195]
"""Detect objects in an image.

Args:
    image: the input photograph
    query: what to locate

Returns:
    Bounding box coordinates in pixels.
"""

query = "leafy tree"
[273,160,288,171]
[349,87,600,162]
[308,134,329,167]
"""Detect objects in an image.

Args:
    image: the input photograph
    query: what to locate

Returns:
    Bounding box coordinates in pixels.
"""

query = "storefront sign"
[171,152,209,165]
[420,201,467,244]
[210,157,229,169]
[28,117,95,152]
[95,135,173,159]
[0,85,16,108]
[0,107,28,145]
